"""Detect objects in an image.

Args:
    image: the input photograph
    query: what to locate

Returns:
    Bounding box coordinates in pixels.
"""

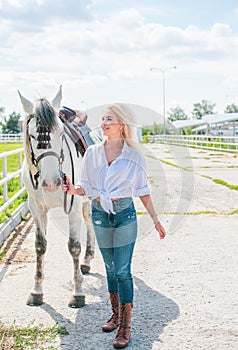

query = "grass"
[146,153,238,193]
[146,154,193,172]
[185,210,217,215]
[201,174,212,179]
[137,209,238,215]
[0,178,28,224]
[0,321,69,349]
[230,208,238,214]
[0,143,23,153]
[137,210,218,215]
[0,143,24,173]
[0,251,7,260]
[0,144,27,224]
[212,178,238,191]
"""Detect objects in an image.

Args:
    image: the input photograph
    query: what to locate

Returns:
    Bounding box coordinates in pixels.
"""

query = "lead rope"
[61,134,75,215]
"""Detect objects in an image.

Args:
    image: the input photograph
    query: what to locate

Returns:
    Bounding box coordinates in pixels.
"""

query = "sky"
[1,0,238,127]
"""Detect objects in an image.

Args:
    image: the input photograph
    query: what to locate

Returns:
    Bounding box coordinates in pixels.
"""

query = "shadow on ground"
[40,273,179,350]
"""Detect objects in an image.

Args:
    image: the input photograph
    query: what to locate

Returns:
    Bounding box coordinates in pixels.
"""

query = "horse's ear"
[52,85,62,110]
[18,90,34,114]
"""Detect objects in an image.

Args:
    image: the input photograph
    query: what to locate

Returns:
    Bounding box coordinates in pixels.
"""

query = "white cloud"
[0,0,93,27]
[109,69,137,80]
[36,0,47,4]
[1,3,238,117]
[8,0,25,7]
[2,6,238,64]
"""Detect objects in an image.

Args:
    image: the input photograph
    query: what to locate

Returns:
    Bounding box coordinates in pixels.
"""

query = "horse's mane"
[34,98,57,131]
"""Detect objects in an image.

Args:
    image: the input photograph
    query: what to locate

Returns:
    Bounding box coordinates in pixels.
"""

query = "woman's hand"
[62,176,85,195]
[62,175,76,195]
[154,221,166,240]
[139,195,166,240]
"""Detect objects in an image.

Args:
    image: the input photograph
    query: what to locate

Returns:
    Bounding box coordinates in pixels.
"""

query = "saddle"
[58,106,88,157]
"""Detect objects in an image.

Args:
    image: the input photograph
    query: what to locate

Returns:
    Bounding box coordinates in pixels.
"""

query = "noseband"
[29,146,65,190]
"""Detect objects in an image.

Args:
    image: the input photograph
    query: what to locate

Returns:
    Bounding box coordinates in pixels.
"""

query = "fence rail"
[0,133,237,223]
[0,133,23,143]
[0,148,25,214]
[148,134,238,153]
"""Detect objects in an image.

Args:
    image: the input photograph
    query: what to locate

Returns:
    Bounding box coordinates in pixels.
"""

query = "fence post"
[3,156,8,203]
[19,152,23,197]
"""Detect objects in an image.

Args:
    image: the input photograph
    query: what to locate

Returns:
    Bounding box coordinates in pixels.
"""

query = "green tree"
[142,123,168,138]
[0,107,5,122]
[224,103,238,113]
[0,111,21,134]
[167,106,188,122]
[0,107,5,132]
[192,99,216,119]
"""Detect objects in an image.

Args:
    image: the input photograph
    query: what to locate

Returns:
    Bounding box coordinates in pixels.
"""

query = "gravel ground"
[0,144,238,350]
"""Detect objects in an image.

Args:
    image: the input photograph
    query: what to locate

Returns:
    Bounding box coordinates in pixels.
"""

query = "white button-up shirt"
[77,140,151,213]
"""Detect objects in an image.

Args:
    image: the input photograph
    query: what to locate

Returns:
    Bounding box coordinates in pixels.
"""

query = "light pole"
[150,66,176,135]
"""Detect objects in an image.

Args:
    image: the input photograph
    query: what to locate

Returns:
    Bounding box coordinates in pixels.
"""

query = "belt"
[96,197,119,202]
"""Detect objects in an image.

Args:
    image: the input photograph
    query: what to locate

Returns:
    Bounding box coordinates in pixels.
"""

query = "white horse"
[18,86,95,308]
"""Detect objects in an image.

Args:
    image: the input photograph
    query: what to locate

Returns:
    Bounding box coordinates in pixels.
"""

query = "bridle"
[29,148,65,189]
[27,115,76,214]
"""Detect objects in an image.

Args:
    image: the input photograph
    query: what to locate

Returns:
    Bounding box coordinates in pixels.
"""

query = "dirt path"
[0,144,237,349]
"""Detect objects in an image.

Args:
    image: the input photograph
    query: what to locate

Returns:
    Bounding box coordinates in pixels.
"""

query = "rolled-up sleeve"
[133,156,151,196]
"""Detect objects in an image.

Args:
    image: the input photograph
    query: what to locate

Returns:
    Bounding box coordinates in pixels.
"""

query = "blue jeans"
[91,197,137,304]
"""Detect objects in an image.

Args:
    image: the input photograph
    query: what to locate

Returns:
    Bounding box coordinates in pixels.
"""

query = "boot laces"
[116,306,130,338]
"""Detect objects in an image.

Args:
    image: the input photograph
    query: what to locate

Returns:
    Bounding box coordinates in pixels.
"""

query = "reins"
[61,132,75,215]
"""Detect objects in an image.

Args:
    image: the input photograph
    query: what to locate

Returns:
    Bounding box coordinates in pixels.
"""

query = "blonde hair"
[104,103,139,149]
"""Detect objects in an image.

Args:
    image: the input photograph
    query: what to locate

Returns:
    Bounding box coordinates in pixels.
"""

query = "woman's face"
[101,110,122,139]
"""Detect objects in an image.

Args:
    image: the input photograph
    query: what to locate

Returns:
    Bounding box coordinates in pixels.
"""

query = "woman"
[63,103,166,349]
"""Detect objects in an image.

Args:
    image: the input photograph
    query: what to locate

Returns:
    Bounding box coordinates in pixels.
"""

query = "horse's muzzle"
[42,178,61,192]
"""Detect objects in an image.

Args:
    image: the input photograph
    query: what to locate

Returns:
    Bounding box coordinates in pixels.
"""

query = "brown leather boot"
[102,292,119,332]
[113,303,132,349]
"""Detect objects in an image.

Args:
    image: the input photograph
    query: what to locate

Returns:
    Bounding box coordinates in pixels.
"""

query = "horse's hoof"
[68,295,85,308]
[80,264,91,275]
[27,293,43,306]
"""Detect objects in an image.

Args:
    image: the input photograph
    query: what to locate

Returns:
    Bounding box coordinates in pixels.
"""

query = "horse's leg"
[68,204,85,308]
[27,200,47,306]
[81,199,95,274]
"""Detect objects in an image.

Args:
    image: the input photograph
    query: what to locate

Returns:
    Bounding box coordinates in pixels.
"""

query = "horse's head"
[19,86,65,193]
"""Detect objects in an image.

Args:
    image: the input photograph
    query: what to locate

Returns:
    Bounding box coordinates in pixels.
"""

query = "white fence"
[0,133,23,143]
[0,133,237,224]
[148,134,238,153]
[0,148,25,214]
